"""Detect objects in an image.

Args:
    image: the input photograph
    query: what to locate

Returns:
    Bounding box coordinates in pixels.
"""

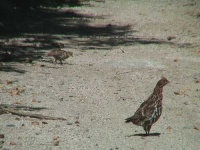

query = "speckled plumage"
[125,77,170,134]
[48,49,73,64]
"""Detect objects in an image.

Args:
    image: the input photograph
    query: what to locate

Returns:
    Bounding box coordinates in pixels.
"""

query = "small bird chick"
[47,49,73,64]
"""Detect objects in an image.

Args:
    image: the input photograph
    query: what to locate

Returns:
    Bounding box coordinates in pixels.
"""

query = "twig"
[117,96,133,101]
[116,71,135,75]
[0,106,66,120]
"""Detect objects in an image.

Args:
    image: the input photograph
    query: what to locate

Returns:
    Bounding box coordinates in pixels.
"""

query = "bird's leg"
[54,59,57,64]
[60,60,63,64]
[143,125,152,135]
[143,126,148,135]
[147,125,152,134]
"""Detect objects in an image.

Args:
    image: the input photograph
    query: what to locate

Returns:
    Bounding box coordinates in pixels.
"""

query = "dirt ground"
[0,0,200,149]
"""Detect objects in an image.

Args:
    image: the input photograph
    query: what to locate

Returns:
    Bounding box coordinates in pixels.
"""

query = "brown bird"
[125,77,170,135]
[47,49,73,64]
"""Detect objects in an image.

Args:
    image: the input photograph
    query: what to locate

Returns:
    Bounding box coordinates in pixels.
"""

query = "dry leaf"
[9,88,20,95]
[53,136,60,146]
[195,79,200,83]
[15,117,20,121]
[174,88,190,95]
[75,120,80,124]
[174,91,180,95]
[32,99,37,102]
[9,87,25,96]
[13,101,22,104]
[6,80,13,84]
[0,134,5,138]
[31,121,39,126]
[0,84,4,88]
[195,51,200,54]
[194,126,200,131]
[166,126,172,131]
[10,141,17,145]
[53,136,60,141]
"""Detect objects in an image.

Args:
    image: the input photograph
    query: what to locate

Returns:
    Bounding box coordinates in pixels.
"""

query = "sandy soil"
[0,0,200,149]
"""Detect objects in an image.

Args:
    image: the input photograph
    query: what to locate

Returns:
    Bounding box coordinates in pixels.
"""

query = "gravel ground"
[0,0,200,150]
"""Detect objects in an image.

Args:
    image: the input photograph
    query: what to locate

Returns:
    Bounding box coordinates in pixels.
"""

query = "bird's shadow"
[127,132,160,137]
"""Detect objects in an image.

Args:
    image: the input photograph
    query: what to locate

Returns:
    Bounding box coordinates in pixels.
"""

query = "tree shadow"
[0,64,26,73]
[0,7,133,65]
[0,1,179,72]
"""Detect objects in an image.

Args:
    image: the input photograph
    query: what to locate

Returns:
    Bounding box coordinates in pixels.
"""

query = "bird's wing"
[134,100,158,122]
[125,101,149,125]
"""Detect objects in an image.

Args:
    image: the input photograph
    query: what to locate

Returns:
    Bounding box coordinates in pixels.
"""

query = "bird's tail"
[125,117,133,123]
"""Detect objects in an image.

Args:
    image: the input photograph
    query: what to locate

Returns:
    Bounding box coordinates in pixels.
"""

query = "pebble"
[67,121,73,125]
[10,141,17,145]
[53,140,59,146]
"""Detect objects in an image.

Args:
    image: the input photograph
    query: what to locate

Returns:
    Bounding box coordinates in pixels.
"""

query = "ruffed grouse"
[125,77,169,135]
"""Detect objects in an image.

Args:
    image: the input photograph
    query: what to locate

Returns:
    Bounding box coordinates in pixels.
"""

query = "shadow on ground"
[127,133,161,137]
[0,64,26,73]
[0,2,176,72]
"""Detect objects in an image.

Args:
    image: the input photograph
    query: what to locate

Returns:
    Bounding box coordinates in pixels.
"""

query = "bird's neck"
[151,85,163,100]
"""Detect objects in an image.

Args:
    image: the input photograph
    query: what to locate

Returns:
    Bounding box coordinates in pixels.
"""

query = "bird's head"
[156,77,170,87]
